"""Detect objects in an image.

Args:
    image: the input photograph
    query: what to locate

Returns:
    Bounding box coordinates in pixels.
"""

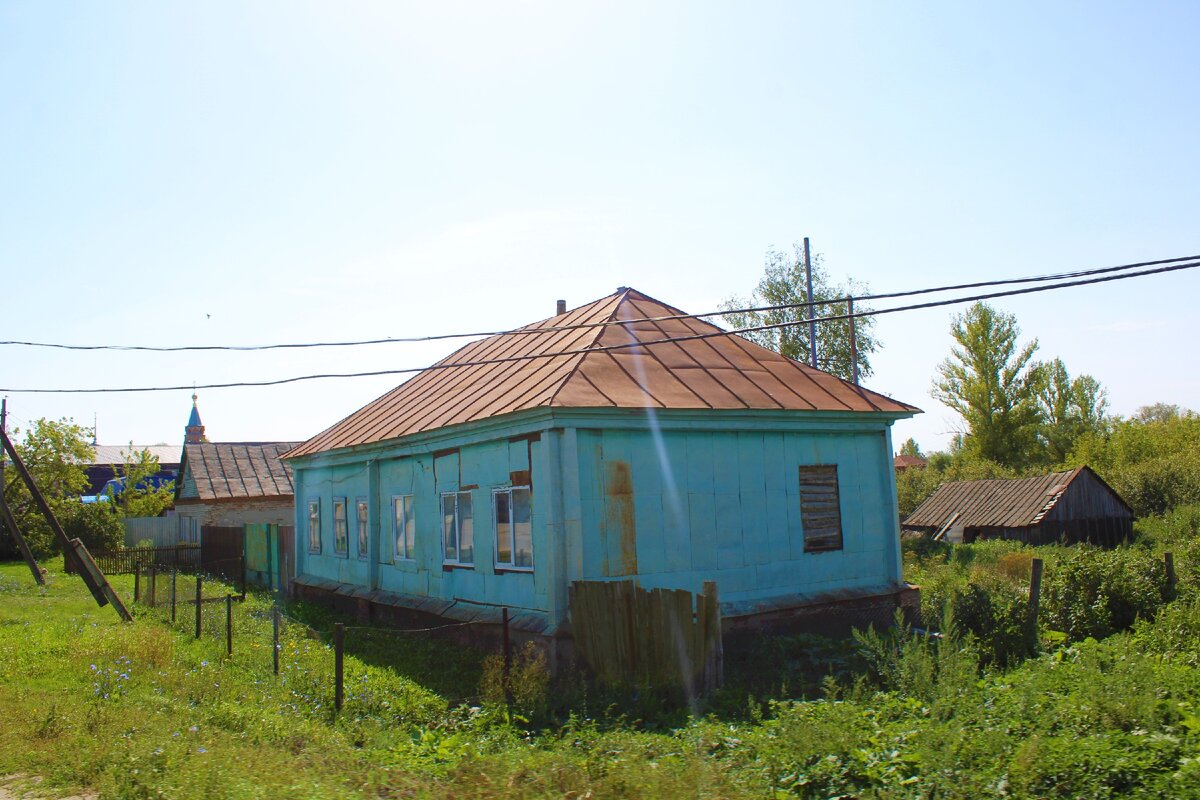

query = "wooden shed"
[902,466,1133,546]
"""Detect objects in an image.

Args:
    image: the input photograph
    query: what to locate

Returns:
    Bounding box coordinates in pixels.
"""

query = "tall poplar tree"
[932,302,1041,469]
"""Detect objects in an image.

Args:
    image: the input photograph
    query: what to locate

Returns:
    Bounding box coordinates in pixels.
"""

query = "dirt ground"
[0,776,96,800]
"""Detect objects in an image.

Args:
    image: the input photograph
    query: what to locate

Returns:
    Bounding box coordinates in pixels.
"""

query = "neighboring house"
[82,445,181,496]
[171,395,300,528]
[285,288,921,637]
[902,465,1132,546]
[174,442,301,527]
[893,454,927,471]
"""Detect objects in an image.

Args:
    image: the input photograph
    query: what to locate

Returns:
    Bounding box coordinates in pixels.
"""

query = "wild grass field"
[4,508,1200,799]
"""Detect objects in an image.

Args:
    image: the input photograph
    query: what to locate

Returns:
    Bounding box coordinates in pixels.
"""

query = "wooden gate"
[200,526,243,581]
[569,579,723,694]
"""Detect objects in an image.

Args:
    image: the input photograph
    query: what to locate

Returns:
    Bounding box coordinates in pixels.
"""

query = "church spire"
[185,393,206,444]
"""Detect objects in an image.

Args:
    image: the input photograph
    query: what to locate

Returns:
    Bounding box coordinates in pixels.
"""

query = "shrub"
[949,580,1034,668]
[480,641,551,723]
[1041,548,1169,641]
[59,501,124,553]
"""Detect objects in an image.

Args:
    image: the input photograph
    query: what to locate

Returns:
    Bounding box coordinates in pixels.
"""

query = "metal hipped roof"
[178,442,301,501]
[904,467,1090,530]
[288,288,921,458]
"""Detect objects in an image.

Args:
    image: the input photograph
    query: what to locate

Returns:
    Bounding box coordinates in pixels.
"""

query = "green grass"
[4,536,1200,798]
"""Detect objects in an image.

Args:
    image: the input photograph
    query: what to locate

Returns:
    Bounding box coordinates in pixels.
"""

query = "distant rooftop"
[86,445,181,467]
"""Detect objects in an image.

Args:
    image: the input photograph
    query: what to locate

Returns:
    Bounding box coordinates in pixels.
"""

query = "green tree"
[932,303,1041,469]
[1032,357,1109,465]
[721,245,879,381]
[1,417,95,558]
[898,437,923,459]
[1066,407,1200,516]
[103,446,175,519]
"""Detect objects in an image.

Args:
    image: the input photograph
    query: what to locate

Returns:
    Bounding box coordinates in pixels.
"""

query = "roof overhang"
[287,405,916,470]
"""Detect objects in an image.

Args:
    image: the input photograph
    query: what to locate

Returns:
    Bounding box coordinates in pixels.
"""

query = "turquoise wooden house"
[285,288,920,636]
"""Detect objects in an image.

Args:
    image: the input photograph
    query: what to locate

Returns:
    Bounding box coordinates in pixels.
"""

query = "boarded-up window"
[799,465,842,552]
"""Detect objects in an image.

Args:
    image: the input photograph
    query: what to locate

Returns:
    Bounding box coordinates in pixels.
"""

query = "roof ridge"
[545,290,627,407]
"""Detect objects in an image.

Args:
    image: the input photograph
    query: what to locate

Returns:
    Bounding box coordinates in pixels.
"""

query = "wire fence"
[126,566,497,714]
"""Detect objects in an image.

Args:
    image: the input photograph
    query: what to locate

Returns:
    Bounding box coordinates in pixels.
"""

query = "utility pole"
[848,296,860,386]
[0,399,42,585]
[803,237,817,369]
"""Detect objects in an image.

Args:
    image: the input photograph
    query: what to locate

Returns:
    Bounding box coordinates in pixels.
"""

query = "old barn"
[902,466,1133,546]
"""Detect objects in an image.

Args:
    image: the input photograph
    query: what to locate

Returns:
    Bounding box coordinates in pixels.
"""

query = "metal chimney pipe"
[556,299,566,315]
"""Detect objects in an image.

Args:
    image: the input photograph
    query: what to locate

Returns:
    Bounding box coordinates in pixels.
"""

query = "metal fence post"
[333,623,345,713]
[225,594,233,657]
[134,563,141,603]
[502,606,513,706]
[171,569,177,623]
[272,606,280,677]
[195,574,203,639]
[148,565,156,608]
[1027,558,1044,647]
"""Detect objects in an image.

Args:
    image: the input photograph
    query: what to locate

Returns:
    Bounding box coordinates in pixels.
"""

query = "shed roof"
[289,288,919,458]
[177,442,301,502]
[903,466,1125,530]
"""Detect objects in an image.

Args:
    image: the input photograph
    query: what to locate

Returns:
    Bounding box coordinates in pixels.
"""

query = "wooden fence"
[66,544,201,575]
[569,579,723,694]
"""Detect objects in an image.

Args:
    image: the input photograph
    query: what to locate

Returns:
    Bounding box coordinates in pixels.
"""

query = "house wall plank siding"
[293,407,908,631]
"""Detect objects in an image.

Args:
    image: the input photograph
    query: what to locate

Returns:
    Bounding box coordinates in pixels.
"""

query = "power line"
[1,258,1195,395]
[2,253,1196,354]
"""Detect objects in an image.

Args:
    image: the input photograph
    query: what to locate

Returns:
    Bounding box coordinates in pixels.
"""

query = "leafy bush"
[480,641,551,723]
[59,501,124,553]
[1041,548,1170,641]
[949,579,1034,668]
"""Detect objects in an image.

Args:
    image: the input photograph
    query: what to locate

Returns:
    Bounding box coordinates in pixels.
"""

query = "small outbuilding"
[285,288,921,642]
[902,465,1133,546]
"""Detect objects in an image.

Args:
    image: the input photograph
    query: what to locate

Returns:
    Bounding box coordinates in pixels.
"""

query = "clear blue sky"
[2,1,1197,453]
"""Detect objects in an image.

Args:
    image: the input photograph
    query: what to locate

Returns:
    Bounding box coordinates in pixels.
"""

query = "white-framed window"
[356,497,369,560]
[493,486,532,569]
[441,491,474,565]
[307,498,321,554]
[393,494,415,561]
[332,497,349,556]
[799,464,843,553]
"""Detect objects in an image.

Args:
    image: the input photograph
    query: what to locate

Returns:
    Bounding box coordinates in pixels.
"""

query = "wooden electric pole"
[803,237,817,369]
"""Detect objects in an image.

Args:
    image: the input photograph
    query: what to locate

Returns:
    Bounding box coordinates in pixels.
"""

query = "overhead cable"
[1,258,1195,394]
[1,253,1196,353]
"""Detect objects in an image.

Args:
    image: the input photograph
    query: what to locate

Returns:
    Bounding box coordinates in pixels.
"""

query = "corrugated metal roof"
[289,288,920,458]
[87,445,182,467]
[178,442,301,501]
[904,467,1087,530]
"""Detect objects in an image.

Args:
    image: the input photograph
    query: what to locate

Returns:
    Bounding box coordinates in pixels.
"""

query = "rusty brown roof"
[894,454,928,470]
[904,467,1090,530]
[289,288,920,458]
[178,442,301,502]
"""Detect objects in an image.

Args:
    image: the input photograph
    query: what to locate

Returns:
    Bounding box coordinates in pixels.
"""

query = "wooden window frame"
[355,497,369,561]
[332,496,349,557]
[492,486,533,571]
[392,494,415,562]
[307,498,321,554]
[799,464,843,553]
[441,490,474,567]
